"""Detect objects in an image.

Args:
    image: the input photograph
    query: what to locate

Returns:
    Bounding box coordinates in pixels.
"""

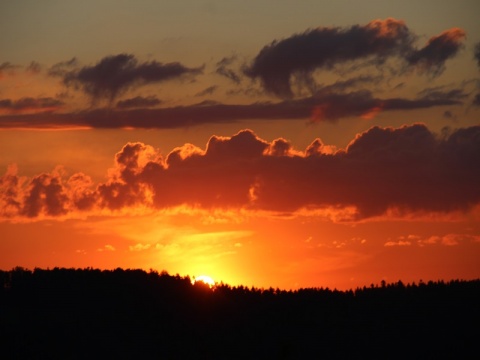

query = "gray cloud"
[244,19,466,97]
[62,54,203,101]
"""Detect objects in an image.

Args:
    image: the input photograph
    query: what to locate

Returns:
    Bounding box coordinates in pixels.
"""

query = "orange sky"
[1,1,480,290]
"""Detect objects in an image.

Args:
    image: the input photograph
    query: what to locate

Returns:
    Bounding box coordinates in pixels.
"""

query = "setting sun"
[193,275,216,288]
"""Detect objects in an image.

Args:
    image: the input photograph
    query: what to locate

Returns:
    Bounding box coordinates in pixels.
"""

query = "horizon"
[1,0,480,291]
[3,266,479,292]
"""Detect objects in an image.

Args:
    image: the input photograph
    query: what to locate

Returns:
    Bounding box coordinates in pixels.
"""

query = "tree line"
[1,267,479,359]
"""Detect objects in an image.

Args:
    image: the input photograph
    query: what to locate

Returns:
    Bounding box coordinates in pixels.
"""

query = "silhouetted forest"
[1,267,479,359]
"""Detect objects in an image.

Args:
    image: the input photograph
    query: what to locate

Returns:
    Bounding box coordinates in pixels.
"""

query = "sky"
[1,0,480,290]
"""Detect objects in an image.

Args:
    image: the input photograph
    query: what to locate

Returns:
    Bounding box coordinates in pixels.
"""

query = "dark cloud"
[406,28,466,75]
[20,173,69,218]
[244,19,466,97]
[244,18,414,97]
[2,124,479,220]
[215,56,241,84]
[116,96,161,109]
[473,42,480,68]
[0,88,463,128]
[62,54,203,101]
[307,88,465,122]
[0,97,64,112]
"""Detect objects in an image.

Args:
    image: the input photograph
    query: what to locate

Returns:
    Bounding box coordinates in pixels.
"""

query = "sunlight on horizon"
[192,275,216,288]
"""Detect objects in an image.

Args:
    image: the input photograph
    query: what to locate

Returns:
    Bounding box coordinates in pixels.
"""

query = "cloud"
[129,243,151,251]
[417,234,480,246]
[473,93,480,107]
[443,110,455,120]
[416,86,468,102]
[306,88,464,122]
[116,96,162,109]
[406,28,465,75]
[62,54,203,101]
[0,87,463,129]
[0,164,22,217]
[20,171,69,218]
[0,61,21,80]
[47,57,78,77]
[25,61,42,75]
[215,56,241,84]
[0,61,18,74]
[244,19,465,97]
[384,240,411,247]
[473,42,480,68]
[2,124,479,221]
[195,85,218,97]
[97,244,116,252]
[0,97,64,113]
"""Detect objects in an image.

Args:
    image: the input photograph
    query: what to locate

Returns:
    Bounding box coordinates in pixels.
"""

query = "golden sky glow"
[1,0,480,290]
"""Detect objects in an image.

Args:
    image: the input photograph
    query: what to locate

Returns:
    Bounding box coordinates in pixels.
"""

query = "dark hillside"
[1,268,478,359]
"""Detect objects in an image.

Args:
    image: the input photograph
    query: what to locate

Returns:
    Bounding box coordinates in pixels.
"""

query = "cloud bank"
[2,124,479,221]
[0,87,464,129]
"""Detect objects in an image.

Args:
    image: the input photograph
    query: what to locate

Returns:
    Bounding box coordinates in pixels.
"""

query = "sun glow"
[193,275,216,287]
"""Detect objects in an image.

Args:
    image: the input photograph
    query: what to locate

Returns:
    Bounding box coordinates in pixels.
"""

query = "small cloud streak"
[195,85,218,97]
[384,240,411,247]
[417,234,480,247]
[116,96,161,109]
[0,97,64,114]
[129,243,151,252]
[97,244,116,252]
[0,62,18,78]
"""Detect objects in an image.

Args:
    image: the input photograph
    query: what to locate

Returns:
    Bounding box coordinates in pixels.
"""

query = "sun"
[193,275,216,288]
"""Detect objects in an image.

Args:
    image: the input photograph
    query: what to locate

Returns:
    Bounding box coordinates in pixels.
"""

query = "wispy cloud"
[0,97,64,113]
[116,95,162,109]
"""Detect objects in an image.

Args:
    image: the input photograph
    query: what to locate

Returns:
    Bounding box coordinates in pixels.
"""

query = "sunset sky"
[1,0,480,290]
